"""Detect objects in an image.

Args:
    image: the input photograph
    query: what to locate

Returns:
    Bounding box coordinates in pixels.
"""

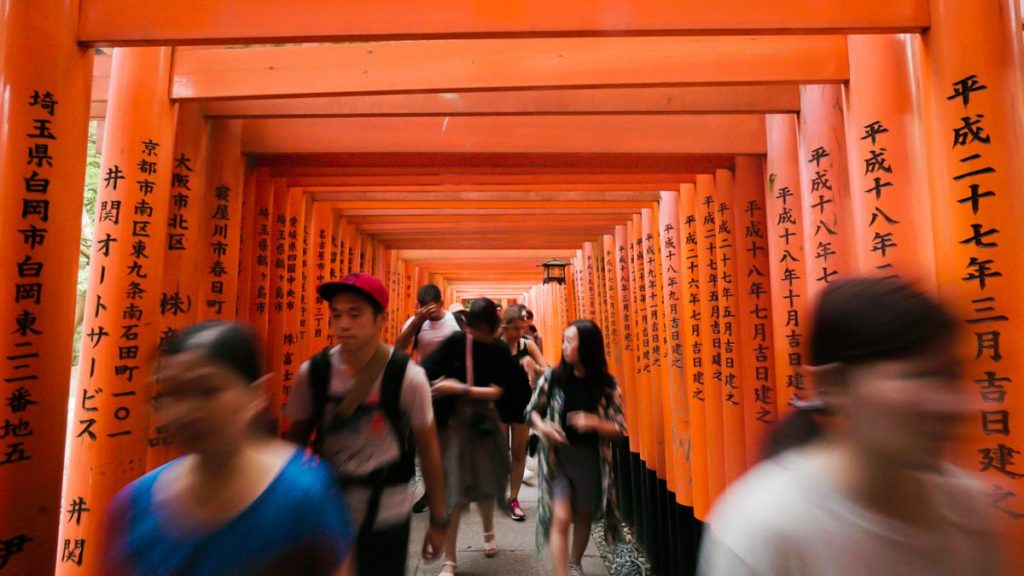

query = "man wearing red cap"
[285,273,447,575]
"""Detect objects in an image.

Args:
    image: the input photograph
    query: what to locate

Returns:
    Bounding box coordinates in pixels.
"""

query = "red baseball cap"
[317,273,390,311]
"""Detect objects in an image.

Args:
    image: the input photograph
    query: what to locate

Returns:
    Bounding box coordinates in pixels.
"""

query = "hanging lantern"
[540,258,571,285]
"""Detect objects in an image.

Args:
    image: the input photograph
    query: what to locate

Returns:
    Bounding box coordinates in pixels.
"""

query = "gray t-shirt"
[698,447,997,576]
[285,346,433,530]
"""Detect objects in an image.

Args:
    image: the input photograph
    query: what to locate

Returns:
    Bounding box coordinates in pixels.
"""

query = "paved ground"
[406,459,610,576]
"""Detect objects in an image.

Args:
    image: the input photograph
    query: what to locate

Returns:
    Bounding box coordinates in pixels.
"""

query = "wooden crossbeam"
[201,86,800,117]
[241,115,766,154]
[314,191,661,202]
[78,0,927,46]
[253,152,736,174]
[172,37,848,100]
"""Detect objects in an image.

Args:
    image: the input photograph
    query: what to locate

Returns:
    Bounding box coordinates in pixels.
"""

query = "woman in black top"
[497,305,548,521]
[527,320,626,576]
[420,298,523,576]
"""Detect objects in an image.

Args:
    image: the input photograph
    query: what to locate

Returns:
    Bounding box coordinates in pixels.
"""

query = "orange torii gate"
[1,1,1024,575]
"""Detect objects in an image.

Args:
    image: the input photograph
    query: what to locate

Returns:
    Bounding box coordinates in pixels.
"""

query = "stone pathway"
[406,460,610,576]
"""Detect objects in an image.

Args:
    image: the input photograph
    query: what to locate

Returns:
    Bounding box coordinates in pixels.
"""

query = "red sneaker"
[509,499,526,521]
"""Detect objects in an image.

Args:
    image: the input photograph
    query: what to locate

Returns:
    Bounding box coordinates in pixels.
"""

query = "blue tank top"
[106,448,353,575]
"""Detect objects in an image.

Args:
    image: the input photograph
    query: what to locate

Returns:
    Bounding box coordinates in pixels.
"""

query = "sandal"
[439,560,457,576]
[483,531,497,558]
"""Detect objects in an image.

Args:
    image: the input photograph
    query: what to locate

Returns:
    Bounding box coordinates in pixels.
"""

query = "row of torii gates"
[2,1,1024,574]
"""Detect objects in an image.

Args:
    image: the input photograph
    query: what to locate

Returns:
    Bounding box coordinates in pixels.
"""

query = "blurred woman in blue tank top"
[105,322,354,576]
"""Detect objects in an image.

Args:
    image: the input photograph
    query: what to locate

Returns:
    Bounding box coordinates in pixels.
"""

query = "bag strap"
[337,344,390,421]
[355,350,412,540]
[380,350,411,446]
[320,344,390,443]
[412,319,425,352]
[465,333,474,387]
[309,346,333,452]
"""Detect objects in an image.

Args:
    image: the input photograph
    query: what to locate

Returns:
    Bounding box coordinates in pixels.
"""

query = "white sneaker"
[522,468,537,486]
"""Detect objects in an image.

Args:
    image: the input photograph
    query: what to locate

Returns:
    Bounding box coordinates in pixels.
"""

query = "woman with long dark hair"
[105,322,354,575]
[699,278,998,575]
[527,319,625,576]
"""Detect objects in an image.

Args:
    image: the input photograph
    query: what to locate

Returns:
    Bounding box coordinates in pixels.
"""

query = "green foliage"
[72,121,101,366]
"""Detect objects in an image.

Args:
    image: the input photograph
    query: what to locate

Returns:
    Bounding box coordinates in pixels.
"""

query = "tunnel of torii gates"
[2,1,1024,574]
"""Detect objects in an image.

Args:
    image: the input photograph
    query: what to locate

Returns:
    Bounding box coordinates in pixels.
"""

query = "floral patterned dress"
[525,368,627,556]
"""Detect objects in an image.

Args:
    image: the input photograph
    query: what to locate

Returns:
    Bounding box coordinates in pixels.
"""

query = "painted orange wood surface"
[235,169,259,324]
[147,101,206,471]
[713,169,747,486]
[79,0,928,45]
[246,169,274,346]
[198,120,244,321]
[58,47,177,576]
[0,2,93,571]
[695,174,726,503]
[844,34,937,286]
[764,114,811,412]
[659,191,694,505]
[240,116,767,155]
[172,37,848,100]
[681,183,711,519]
[642,207,668,480]
[201,86,801,118]
[615,224,640,454]
[733,156,778,466]
[798,84,855,301]
[922,1,1024,569]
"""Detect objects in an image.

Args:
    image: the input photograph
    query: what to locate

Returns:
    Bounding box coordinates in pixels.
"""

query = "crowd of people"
[102,273,1000,576]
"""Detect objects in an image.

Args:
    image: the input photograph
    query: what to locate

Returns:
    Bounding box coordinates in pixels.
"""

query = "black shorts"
[551,444,601,512]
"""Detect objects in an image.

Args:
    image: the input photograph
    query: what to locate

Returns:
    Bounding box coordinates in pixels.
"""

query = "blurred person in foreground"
[698,277,998,575]
[285,273,447,576]
[106,322,354,575]
[528,319,625,576]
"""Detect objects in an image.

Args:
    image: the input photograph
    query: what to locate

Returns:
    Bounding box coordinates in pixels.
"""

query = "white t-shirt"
[698,447,997,576]
[402,311,461,360]
[284,346,433,530]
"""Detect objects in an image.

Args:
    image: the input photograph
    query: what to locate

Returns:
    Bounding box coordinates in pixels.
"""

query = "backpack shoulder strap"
[309,346,333,444]
[380,349,411,436]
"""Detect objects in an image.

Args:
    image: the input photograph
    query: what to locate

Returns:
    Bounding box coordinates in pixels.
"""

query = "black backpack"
[308,347,415,536]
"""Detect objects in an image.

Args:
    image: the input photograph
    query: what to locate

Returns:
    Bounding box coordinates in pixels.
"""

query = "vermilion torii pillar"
[764,114,811,412]
[199,120,244,321]
[923,0,1024,567]
[147,101,207,471]
[713,169,747,486]
[0,1,93,573]
[614,224,640,457]
[733,156,777,466]
[844,35,937,284]
[246,169,274,346]
[658,191,693,506]
[798,84,855,300]
[59,47,177,576]
[695,174,726,504]
[681,183,711,520]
